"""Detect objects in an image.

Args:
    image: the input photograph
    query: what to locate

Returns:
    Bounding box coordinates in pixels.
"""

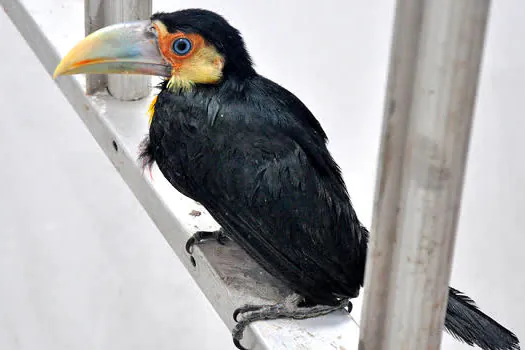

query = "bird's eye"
[172,38,192,55]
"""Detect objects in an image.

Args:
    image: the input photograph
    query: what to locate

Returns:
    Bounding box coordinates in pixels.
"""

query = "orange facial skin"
[152,21,225,90]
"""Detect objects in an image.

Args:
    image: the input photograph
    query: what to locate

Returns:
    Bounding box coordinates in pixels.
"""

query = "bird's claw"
[185,236,197,254]
[185,229,229,254]
[233,304,266,322]
[233,338,247,350]
[231,294,350,350]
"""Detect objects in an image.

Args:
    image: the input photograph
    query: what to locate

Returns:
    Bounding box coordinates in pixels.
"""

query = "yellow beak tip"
[53,66,63,79]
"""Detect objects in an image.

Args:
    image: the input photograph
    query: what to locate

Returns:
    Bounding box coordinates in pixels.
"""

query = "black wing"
[149,76,368,304]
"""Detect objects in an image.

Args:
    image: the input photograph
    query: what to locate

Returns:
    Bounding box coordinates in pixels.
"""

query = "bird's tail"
[445,287,520,350]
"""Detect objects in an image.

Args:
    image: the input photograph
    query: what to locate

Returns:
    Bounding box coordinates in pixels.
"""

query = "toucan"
[54,8,519,350]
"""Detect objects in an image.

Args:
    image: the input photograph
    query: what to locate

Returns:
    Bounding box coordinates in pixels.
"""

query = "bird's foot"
[185,228,229,254]
[232,293,351,350]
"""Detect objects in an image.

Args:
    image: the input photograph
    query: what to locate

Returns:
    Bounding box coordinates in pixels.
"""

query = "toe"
[185,237,196,254]
[233,305,263,322]
[233,338,247,350]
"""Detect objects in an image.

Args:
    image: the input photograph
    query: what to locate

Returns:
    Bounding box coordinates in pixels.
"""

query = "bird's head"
[53,9,254,90]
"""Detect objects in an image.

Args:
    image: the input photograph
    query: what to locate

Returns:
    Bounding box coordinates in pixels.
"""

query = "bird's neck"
[160,71,257,97]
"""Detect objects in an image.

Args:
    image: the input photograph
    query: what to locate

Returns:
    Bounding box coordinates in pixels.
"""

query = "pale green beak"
[53,20,171,78]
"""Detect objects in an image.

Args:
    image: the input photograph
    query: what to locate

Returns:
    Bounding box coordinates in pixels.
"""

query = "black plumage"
[140,9,519,350]
[143,74,368,305]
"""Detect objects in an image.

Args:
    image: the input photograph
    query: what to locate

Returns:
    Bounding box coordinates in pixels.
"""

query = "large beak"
[53,20,171,78]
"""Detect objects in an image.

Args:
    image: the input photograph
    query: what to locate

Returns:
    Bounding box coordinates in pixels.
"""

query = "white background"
[0,0,523,349]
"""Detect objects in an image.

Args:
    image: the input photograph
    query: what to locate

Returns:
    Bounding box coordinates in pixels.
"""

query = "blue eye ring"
[172,38,192,56]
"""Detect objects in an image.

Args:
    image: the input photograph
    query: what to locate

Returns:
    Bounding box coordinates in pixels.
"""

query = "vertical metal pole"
[85,0,152,100]
[358,1,425,348]
[359,0,491,349]
[105,0,152,100]
[85,0,106,94]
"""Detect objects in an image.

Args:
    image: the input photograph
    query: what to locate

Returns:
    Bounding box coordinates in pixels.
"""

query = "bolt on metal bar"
[359,0,491,349]
[85,0,152,100]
